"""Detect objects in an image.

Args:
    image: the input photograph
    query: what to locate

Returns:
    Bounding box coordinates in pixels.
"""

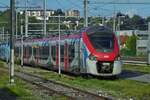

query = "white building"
[135,30,149,55]
[65,10,80,17]
[116,30,149,55]
[20,9,55,20]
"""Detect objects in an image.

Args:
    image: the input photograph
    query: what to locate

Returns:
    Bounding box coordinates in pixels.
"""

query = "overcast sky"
[1,0,150,17]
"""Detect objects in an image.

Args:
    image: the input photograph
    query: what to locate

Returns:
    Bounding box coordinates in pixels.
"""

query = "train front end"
[82,26,122,76]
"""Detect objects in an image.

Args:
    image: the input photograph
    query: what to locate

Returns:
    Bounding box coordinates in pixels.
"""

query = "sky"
[1,0,150,17]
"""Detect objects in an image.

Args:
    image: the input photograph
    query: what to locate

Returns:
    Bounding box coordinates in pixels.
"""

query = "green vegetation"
[0,61,150,99]
[0,62,67,100]
[121,34,137,56]
[0,71,49,100]
[123,64,150,74]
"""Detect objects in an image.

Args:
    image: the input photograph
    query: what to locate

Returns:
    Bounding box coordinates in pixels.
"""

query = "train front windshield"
[88,32,114,52]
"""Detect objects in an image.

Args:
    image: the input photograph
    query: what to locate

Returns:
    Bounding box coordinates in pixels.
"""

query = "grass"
[0,62,67,100]
[0,71,47,100]
[0,61,150,99]
[123,64,150,74]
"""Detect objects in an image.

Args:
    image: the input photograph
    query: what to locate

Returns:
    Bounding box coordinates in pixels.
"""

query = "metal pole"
[58,15,61,75]
[102,17,105,25]
[43,0,46,36]
[16,10,17,39]
[118,16,120,31]
[148,22,150,65]
[10,0,15,84]
[113,4,116,32]
[2,27,4,41]
[21,24,23,67]
[25,0,28,37]
[117,16,121,49]
[84,0,88,27]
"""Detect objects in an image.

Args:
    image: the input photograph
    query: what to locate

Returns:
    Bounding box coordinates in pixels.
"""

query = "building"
[20,9,55,20]
[65,10,80,17]
[20,9,80,20]
[116,30,150,56]
[26,9,55,17]
[135,30,149,55]
[116,30,134,49]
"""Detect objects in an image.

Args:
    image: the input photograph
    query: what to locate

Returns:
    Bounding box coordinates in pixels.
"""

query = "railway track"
[121,56,148,65]
[15,72,108,100]
[0,68,108,100]
[122,60,148,65]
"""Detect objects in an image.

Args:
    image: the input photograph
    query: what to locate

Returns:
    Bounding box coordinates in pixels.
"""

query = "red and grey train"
[1,25,122,76]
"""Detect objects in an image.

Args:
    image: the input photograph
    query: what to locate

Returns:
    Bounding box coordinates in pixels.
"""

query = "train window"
[23,46,26,58]
[33,48,39,59]
[15,47,19,57]
[68,45,75,62]
[88,33,114,52]
[33,48,36,56]
[41,46,49,60]
[28,46,32,56]
[51,46,56,61]
[60,45,64,62]
[39,46,42,58]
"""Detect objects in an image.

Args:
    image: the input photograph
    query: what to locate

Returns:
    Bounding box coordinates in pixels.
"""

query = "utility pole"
[43,0,47,36]
[84,0,88,27]
[58,15,61,76]
[21,19,23,67]
[2,27,4,41]
[102,17,105,25]
[117,16,120,31]
[148,22,150,65]
[10,0,15,84]
[113,6,116,33]
[25,0,28,37]
[16,10,17,39]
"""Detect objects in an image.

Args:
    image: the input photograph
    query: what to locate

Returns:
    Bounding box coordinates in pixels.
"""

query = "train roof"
[85,25,113,35]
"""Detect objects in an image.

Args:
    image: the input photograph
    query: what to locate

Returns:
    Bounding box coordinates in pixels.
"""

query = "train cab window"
[60,45,64,62]
[88,33,114,52]
[68,45,75,62]
[51,46,56,61]
[86,26,114,52]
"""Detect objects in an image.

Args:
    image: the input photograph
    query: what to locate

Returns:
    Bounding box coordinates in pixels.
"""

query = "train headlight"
[89,54,97,61]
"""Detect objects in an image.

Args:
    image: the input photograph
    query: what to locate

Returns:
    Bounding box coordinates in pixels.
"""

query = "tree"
[0,9,10,33]
[125,34,137,56]
[131,15,147,30]
[146,16,150,23]
[54,9,65,16]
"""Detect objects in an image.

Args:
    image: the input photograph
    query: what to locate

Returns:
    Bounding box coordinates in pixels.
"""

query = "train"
[0,25,122,76]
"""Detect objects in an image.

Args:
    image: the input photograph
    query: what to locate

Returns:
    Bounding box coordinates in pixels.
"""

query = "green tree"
[126,34,137,56]
[131,15,147,30]
[0,9,10,33]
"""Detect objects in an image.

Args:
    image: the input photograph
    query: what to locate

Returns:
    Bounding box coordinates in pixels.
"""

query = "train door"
[64,42,69,71]
[56,44,59,68]
[36,47,39,65]
[23,46,29,64]
[51,45,57,69]
[26,46,30,64]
